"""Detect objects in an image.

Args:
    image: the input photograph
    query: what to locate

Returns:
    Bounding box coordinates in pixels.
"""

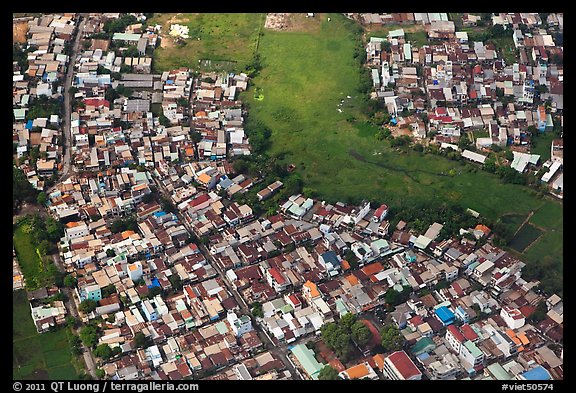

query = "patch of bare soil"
[264,13,321,32]
[13,21,28,43]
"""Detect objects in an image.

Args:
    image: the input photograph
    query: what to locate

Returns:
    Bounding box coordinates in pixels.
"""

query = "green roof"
[411,337,436,356]
[215,321,228,335]
[335,299,350,317]
[463,340,483,358]
[290,344,325,380]
[487,363,512,380]
[112,33,142,42]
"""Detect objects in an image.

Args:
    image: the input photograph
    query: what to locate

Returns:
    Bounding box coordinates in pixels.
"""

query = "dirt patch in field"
[159,13,189,49]
[264,13,322,32]
[13,21,29,43]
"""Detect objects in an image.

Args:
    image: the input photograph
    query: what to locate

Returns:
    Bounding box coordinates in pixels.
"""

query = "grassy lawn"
[13,290,80,380]
[530,201,563,230]
[13,223,54,290]
[150,13,264,73]
[487,36,517,64]
[530,131,556,162]
[406,30,428,47]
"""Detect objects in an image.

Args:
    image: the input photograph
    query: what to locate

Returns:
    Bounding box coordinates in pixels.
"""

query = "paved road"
[151,175,302,379]
[41,13,99,378]
[47,13,88,195]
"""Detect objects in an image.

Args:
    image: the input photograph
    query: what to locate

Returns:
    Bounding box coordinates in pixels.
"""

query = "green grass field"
[150,13,264,72]
[530,201,563,230]
[150,13,562,294]
[13,290,79,380]
[13,223,53,290]
[530,131,556,162]
[243,14,563,218]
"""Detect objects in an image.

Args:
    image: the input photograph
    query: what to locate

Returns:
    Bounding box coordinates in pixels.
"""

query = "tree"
[94,344,113,360]
[351,321,372,347]
[101,284,117,298]
[64,274,78,288]
[13,166,39,210]
[251,302,263,318]
[189,130,202,144]
[134,332,148,349]
[340,313,357,332]
[159,114,171,127]
[79,299,98,314]
[147,286,162,298]
[413,143,424,152]
[380,324,404,352]
[528,301,548,324]
[80,325,99,348]
[233,159,248,175]
[35,192,47,207]
[96,369,105,379]
[458,134,472,150]
[318,365,340,380]
[168,274,183,291]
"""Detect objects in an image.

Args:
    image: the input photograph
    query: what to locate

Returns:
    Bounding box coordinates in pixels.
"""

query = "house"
[372,203,389,222]
[445,324,466,354]
[80,283,102,302]
[518,365,552,381]
[435,306,455,326]
[500,306,525,330]
[227,311,253,337]
[318,251,341,276]
[382,350,422,380]
[338,362,378,380]
[290,344,325,380]
[459,340,485,372]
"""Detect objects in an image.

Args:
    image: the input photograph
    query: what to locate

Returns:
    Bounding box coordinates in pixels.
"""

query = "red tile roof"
[268,267,286,285]
[460,323,478,342]
[447,325,466,343]
[386,351,421,380]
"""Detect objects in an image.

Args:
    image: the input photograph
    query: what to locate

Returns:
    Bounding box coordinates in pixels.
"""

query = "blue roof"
[321,251,340,267]
[166,80,174,84]
[153,211,167,218]
[148,278,161,288]
[435,306,455,323]
[521,366,551,381]
[25,120,33,130]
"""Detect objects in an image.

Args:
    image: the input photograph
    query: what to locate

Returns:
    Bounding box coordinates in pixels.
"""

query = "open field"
[530,131,556,162]
[243,13,562,293]
[13,290,79,380]
[150,13,264,73]
[530,201,563,230]
[13,222,55,290]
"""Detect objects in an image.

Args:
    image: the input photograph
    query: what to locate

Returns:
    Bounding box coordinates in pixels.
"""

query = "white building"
[127,261,143,282]
[500,305,525,330]
[227,311,253,337]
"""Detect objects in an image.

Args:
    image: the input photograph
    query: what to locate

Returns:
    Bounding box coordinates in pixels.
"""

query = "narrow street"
[151,176,303,379]
[47,13,88,195]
